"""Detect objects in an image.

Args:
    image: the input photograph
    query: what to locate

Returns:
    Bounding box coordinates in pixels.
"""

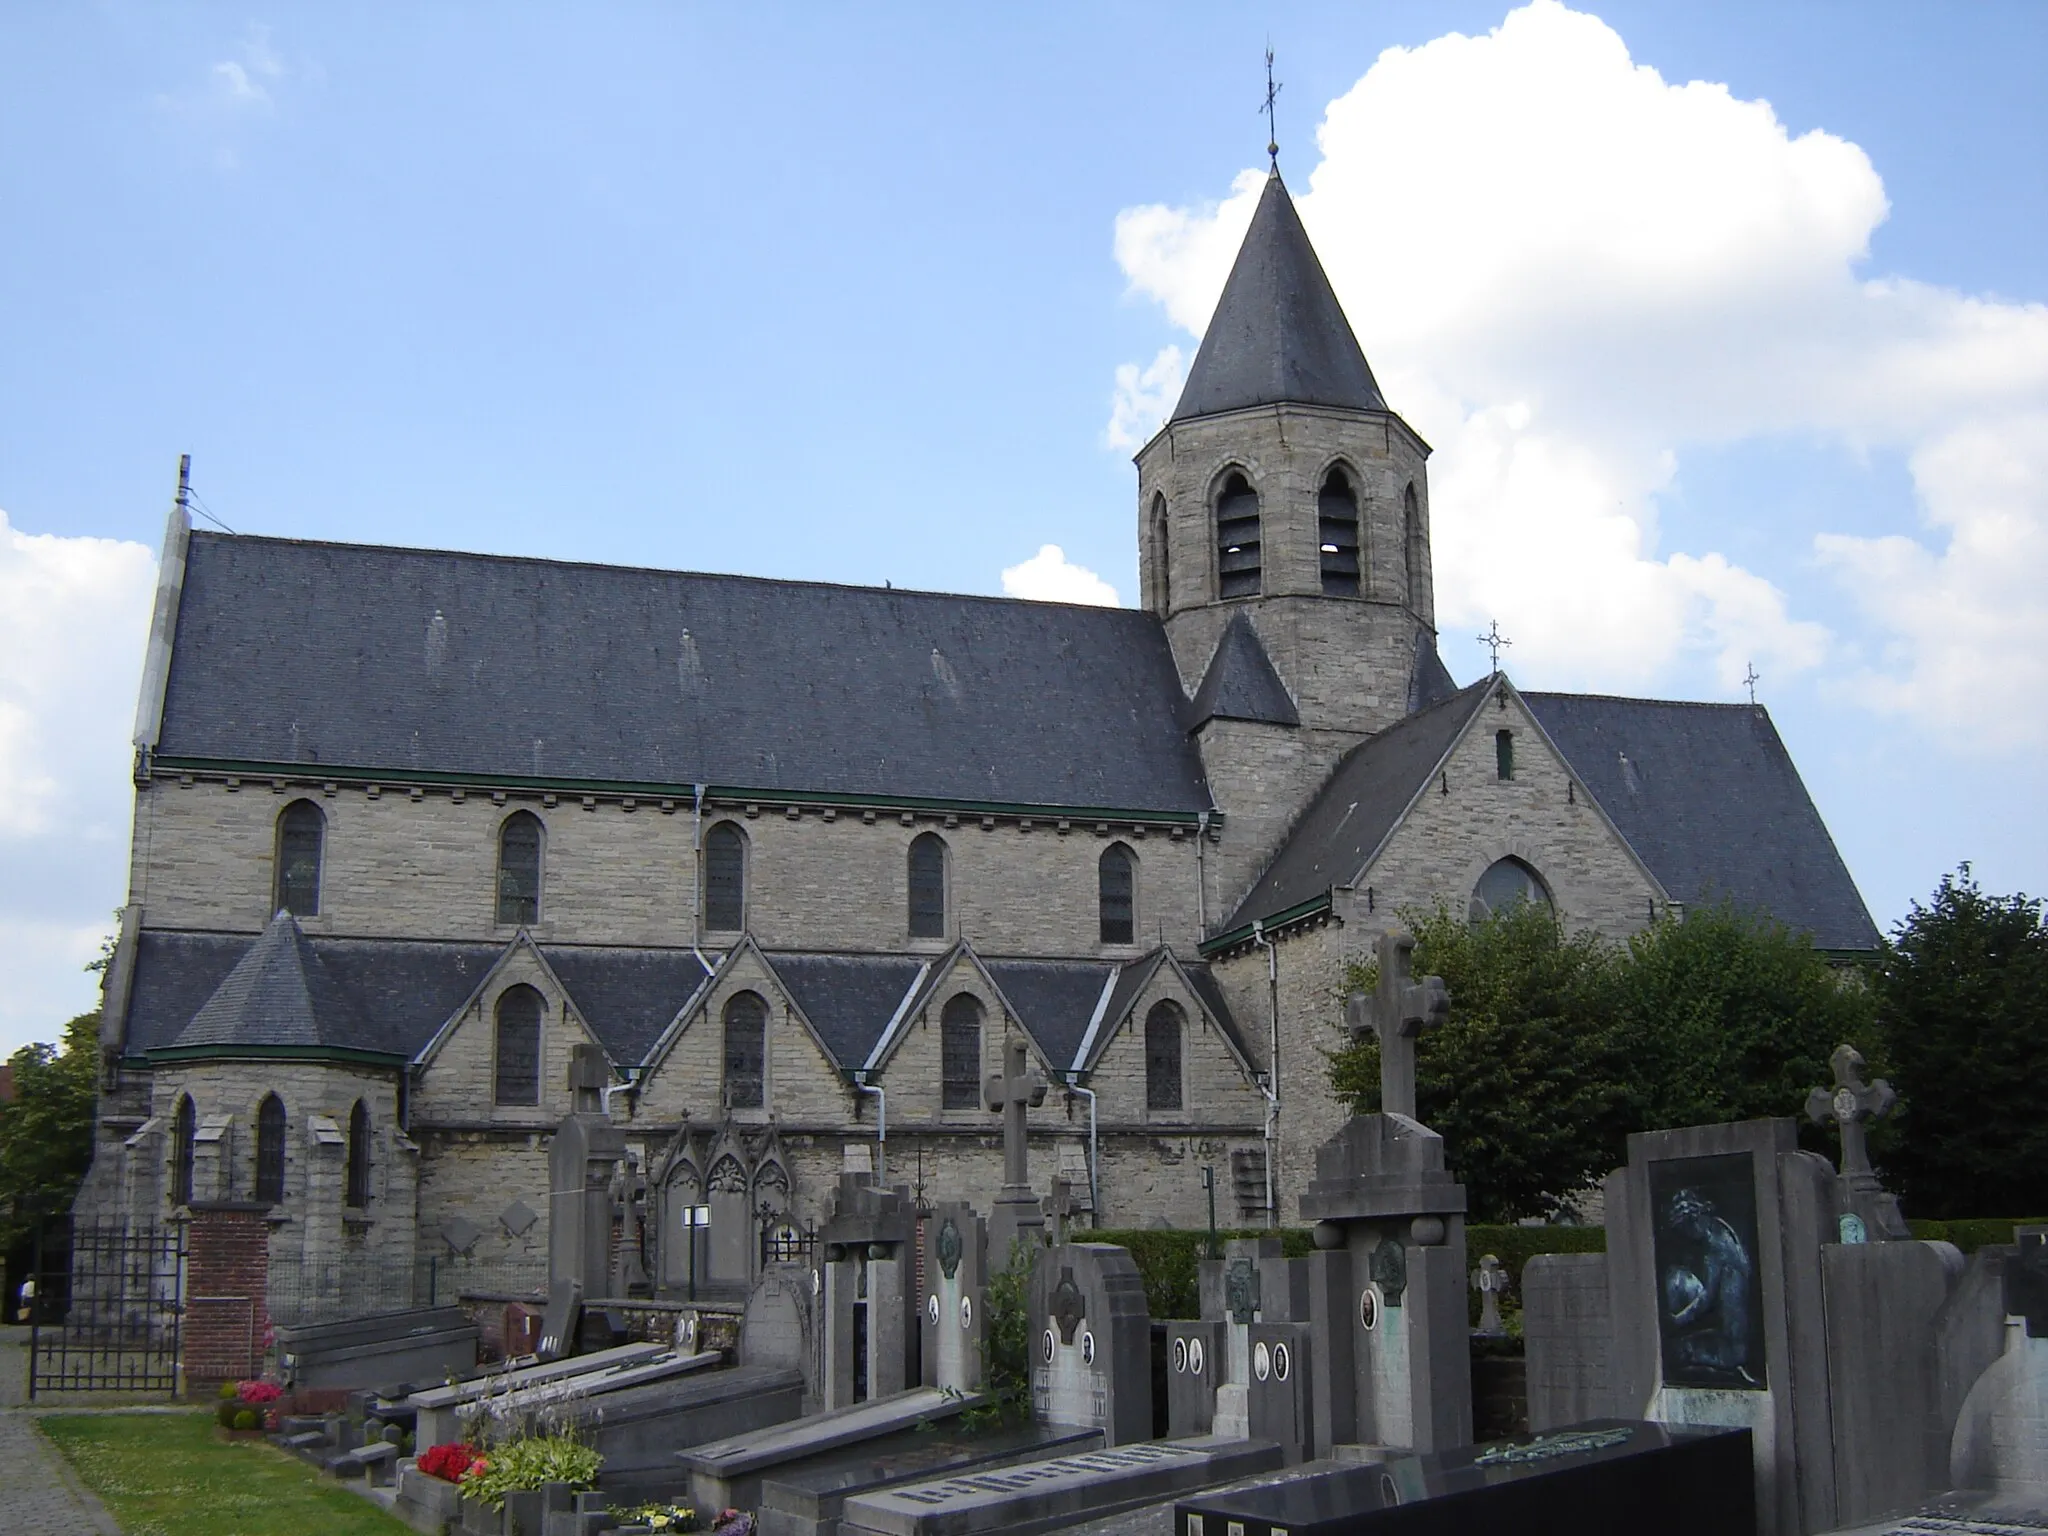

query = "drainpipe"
[1195,812,1211,937]
[689,784,711,972]
[1251,919,1280,1229]
[1065,1076,1099,1225]
[852,1072,886,1183]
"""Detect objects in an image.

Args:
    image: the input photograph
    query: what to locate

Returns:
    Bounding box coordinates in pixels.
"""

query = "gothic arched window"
[941,994,983,1110]
[1469,857,1552,923]
[1215,471,1261,599]
[1099,843,1136,945]
[1403,483,1424,608]
[346,1100,372,1209]
[1496,730,1515,781]
[171,1094,196,1207]
[494,985,543,1106]
[255,1092,286,1204]
[723,992,767,1110]
[1145,1000,1185,1111]
[908,833,947,939]
[275,799,325,916]
[1318,468,1362,597]
[496,811,543,925]
[1151,491,1172,612]
[704,822,747,933]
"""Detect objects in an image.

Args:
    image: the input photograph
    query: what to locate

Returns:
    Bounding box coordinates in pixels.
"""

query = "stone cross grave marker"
[1803,1044,1894,1179]
[985,1037,1048,1262]
[1044,1177,1074,1247]
[1471,1253,1507,1336]
[1343,930,1450,1121]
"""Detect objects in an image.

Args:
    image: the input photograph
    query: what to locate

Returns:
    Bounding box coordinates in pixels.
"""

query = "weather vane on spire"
[1479,620,1512,675]
[1261,47,1282,169]
[1743,662,1761,706]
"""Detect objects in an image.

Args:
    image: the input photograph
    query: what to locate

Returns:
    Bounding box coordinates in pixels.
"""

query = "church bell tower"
[1136,170,1452,909]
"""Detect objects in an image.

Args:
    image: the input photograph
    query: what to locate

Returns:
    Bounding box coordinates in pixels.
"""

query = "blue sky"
[1,2,2043,1052]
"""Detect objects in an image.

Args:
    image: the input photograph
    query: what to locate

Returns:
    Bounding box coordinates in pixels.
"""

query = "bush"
[460,1435,602,1510]
[232,1409,259,1431]
[1907,1217,2048,1254]
[1464,1224,1608,1328]
[215,1399,240,1428]
[963,1238,1035,1428]
[1089,1228,1314,1319]
[217,1381,240,1401]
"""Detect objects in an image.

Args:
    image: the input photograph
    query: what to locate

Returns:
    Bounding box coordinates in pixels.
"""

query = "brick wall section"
[184,1203,270,1391]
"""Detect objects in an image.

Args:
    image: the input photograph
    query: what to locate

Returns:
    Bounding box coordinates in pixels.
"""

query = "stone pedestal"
[1030,1242,1152,1445]
[821,1175,918,1409]
[1299,1112,1472,1456]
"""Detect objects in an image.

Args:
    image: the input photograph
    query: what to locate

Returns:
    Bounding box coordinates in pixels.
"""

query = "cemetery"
[15,927,2039,1536]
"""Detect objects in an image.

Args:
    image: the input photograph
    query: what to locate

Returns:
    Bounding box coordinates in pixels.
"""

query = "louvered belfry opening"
[1319,469,1361,596]
[941,994,983,1109]
[1215,472,1261,598]
[908,833,947,938]
[1403,482,1424,607]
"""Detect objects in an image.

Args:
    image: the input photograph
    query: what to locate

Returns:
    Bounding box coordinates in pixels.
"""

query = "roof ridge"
[1521,689,1770,712]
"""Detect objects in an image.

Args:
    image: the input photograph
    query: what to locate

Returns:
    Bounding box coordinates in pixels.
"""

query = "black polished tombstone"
[1166,1320,1224,1437]
[1174,1420,1753,1536]
[1247,1322,1312,1463]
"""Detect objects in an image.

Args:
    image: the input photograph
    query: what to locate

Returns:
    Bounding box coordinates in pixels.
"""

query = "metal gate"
[28,1222,186,1399]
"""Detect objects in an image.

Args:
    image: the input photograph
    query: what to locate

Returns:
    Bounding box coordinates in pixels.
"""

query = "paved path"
[0,1327,125,1536]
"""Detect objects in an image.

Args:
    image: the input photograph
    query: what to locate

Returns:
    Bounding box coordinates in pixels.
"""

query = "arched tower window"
[1496,730,1515,780]
[345,1100,372,1209]
[255,1092,286,1204]
[494,985,543,1106]
[704,822,747,933]
[941,994,983,1110]
[1215,472,1261,599]
[275,800,325,916]
[1151,491,1171,613]
[171,1094,195,1207]
[1145,1000,1184,1111]
[496,812,543,925]
[1469,857,1552,923]
[1099,843,1136,945]
[908,833,947,939]
[1403,483,1424,609]
[1318,469,1361,597]
[723,992,767,1110]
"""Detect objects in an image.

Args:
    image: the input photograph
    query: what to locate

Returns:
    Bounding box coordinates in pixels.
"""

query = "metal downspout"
[1252,919,1280,1229]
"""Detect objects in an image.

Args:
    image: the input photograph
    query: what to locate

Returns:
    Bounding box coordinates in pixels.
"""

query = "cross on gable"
[984,1036,1047,1193]
[1344,930,1450,1121]
[1804,1043,1895,1178]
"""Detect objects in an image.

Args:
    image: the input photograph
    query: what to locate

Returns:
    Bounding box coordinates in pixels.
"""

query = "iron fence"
[28,1222,185,1399]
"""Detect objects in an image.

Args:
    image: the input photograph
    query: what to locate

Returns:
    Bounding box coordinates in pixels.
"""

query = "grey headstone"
[1524,1253,1616,1430]
[1029,1243,1152,1446]
[1165,1320,1223,1438]
[921,1203,988,1395]
[743,1265,820,1406]
[1247,1321,1312,1463]
[536,1276,583,1362]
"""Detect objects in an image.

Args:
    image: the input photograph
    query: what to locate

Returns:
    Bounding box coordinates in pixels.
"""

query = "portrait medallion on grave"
[1224,1259,1260,1325]
[1649,1152,1767,1390]
[938,1218,963,1280]
[1369,1235,1407,1306]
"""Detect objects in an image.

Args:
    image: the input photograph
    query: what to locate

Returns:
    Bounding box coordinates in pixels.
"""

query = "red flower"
[236,1380,283,1405]
[418,1442,482,1484]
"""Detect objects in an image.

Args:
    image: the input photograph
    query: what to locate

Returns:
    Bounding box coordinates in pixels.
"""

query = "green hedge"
[1907,1217,2046,1253]
[1089,1224,1606,1321]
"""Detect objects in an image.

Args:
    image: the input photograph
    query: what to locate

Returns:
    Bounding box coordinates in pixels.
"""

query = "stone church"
[75,169,1877,1305]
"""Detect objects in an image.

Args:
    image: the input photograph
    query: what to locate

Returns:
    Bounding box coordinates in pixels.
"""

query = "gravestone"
[920,1202,987,1395]
[745,1264,823,1410]
[1523,1254,1613,1431]
[985,1039,1048,1264]
[1166,1320,1224,1437]
[1174,1419,1755,1536]
[407,1339,667,1447]
[1949,1225,2048,1503]
[1803,1044,1910,1242]
[1029,1242,1151,1446]
[1198,1234,1280,1441]
[536,1277,583,1362]
[1246,1321,1313,1462]
[550,1045,626,1325]
[1299,930,1471,1455]
[684,1387,977,1516]
[821,1173,920,1409]
[1472,1255,1508,1337]
[273,1305,479,1392]
[608,1147,652,1297]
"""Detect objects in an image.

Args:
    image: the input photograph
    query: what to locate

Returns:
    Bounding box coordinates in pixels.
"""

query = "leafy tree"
[0,1010,101,1252]
[1615,900,1878,1140]
[1874,867,2048,1218]
[1330,902,1639,1223]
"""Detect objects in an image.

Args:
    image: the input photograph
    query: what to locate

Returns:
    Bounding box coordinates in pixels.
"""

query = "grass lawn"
[39,1410,416,1536]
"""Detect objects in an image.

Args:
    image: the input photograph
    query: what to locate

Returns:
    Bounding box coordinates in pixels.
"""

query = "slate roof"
[1226,679,1492,928]
[1189,613,1300,729]
[766,952,929,1073]
[1523,694,1880,951]
[541,947,713,1065]
[1171,172,1389,423]
[983,959,1121,1074]
[164,912,380,1055]
[156,532,1213,815]
[1407,632,1459,714]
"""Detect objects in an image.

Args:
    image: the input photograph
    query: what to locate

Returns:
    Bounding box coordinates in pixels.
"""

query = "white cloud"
[1001,545,1121,606]
[1107,346,1185,452]
[154,26,290,164]
[1109,0,2048,739]
[0,510,156,1052]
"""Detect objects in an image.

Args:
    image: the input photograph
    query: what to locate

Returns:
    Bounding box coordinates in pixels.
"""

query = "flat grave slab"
[1174,1419,1752,1536]
[840,1436,1283,1536]
[277,1305,480,1393]
[593,1363,807,1502]
[412,1345,708,1449]
[684,1386,981,1513]
[760,1422,1102,1536]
